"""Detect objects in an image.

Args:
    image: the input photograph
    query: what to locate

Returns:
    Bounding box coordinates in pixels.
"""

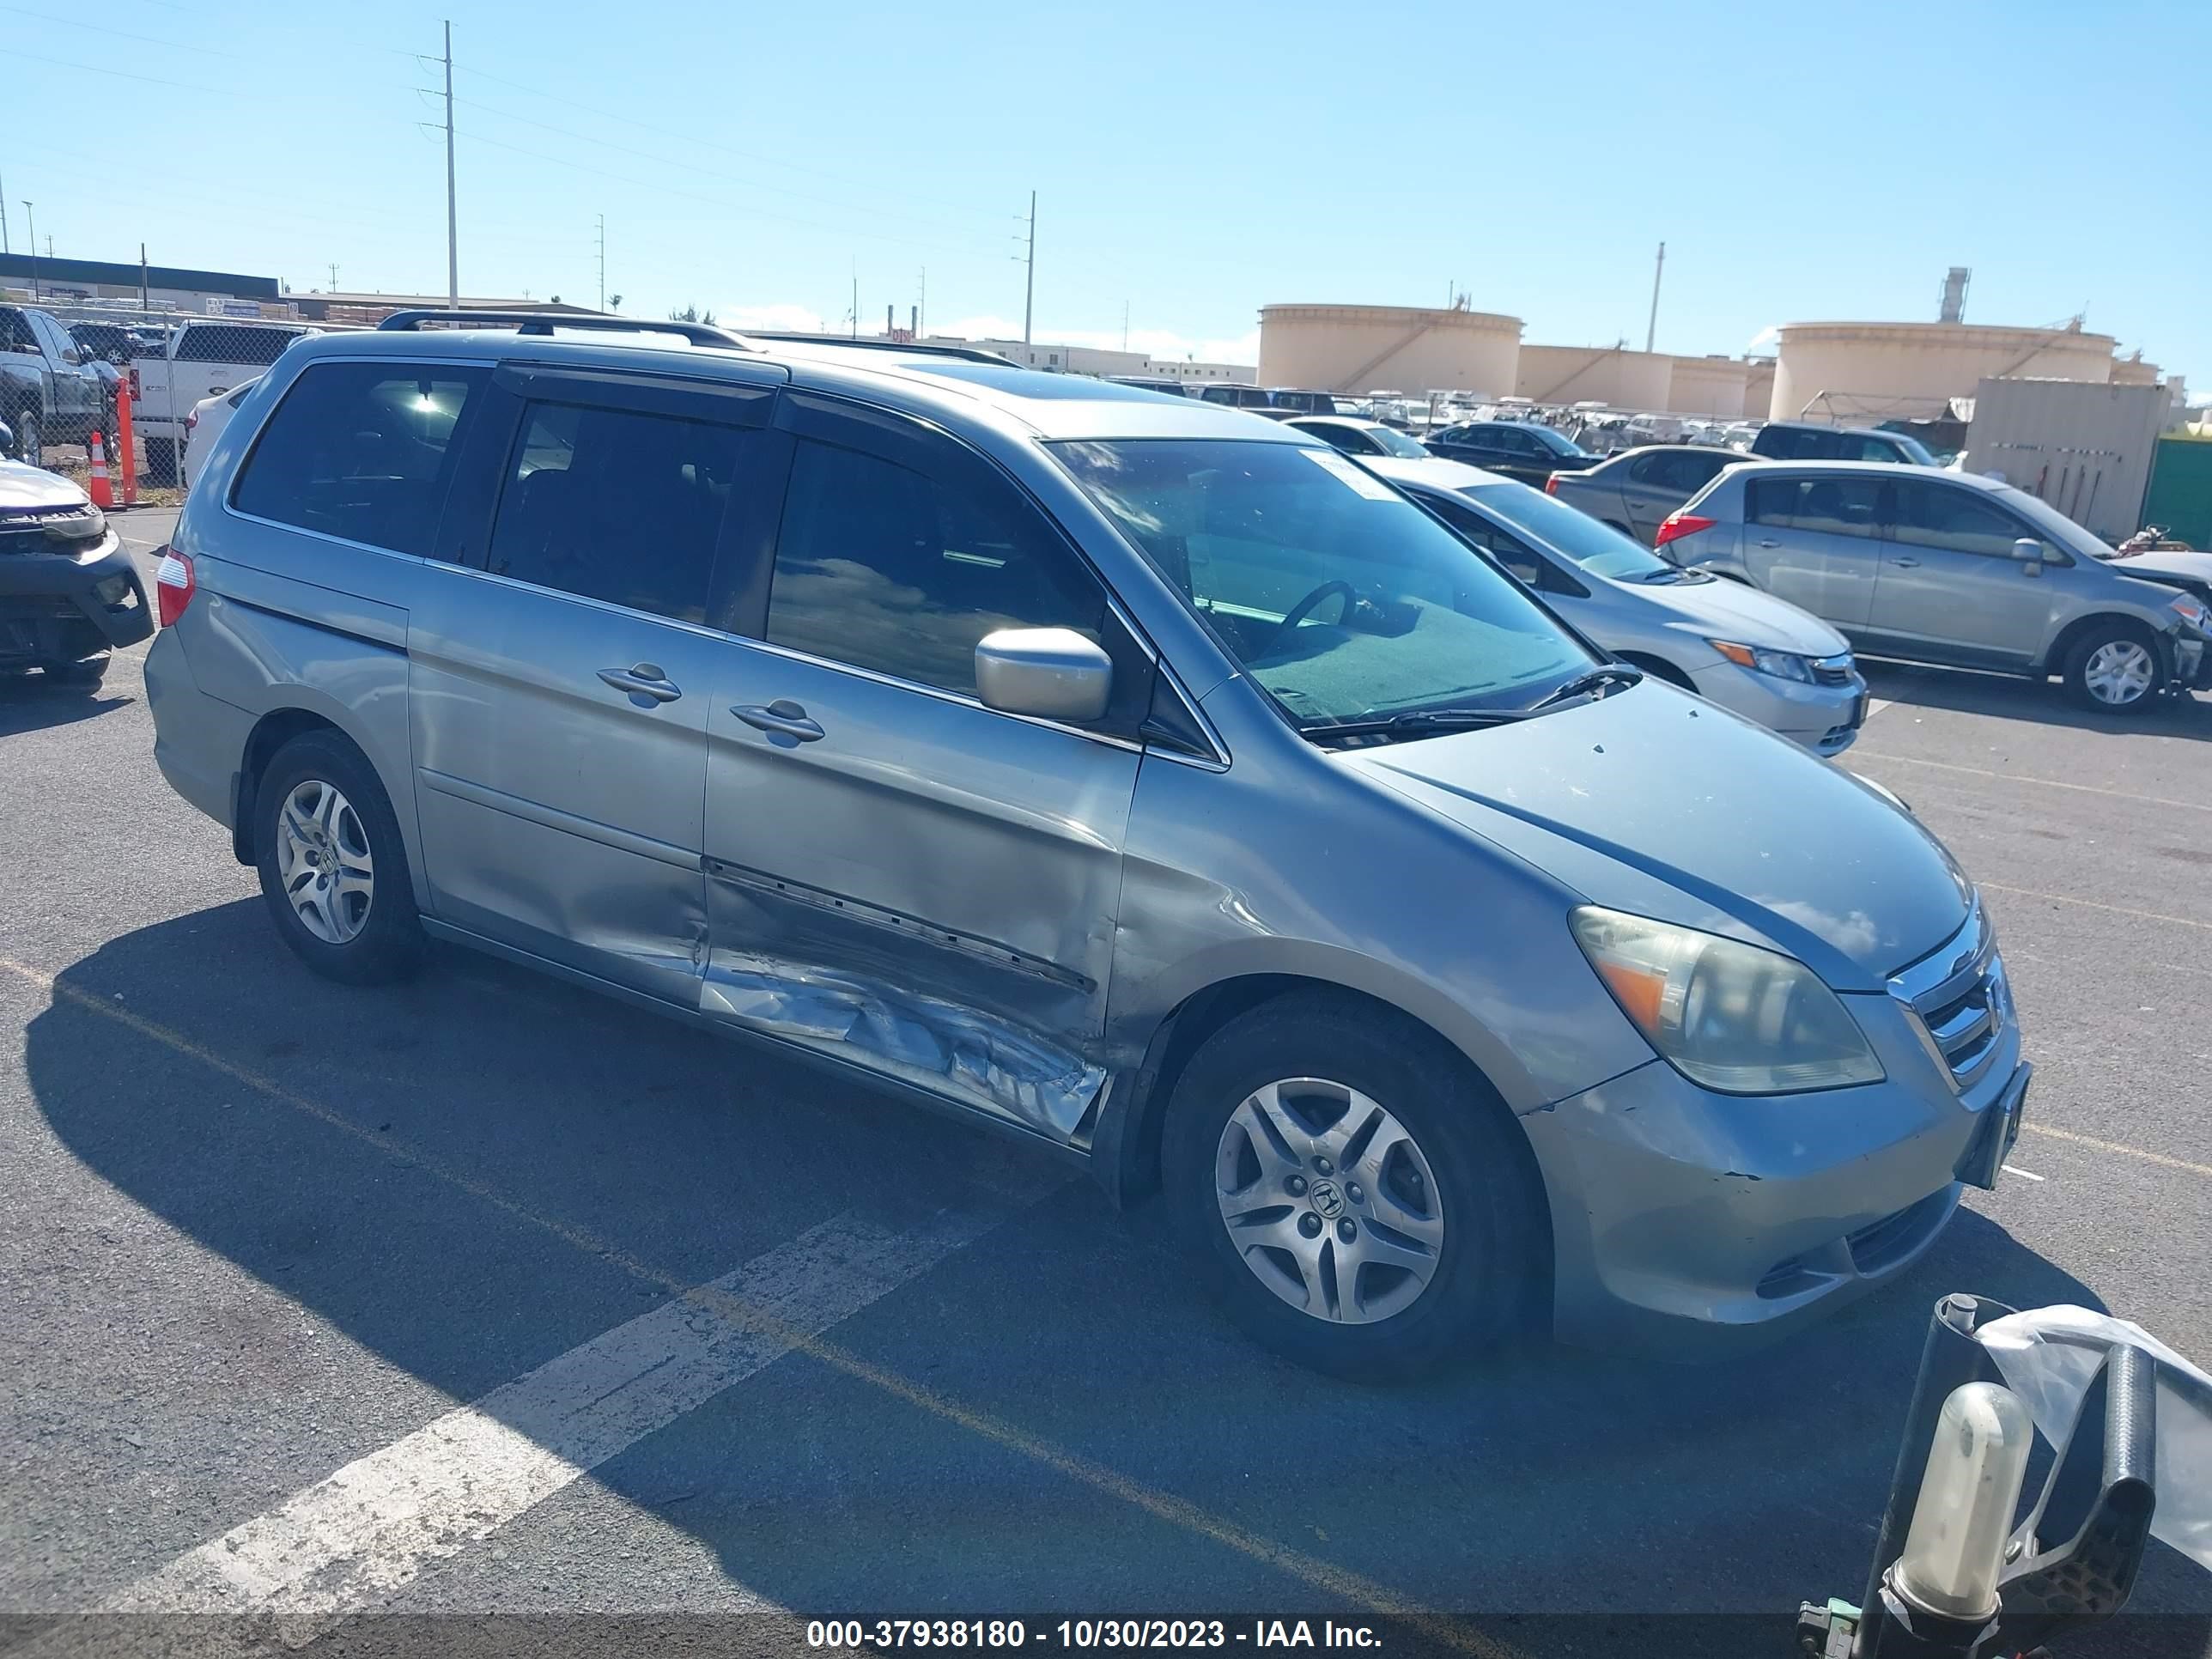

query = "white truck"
[130,319,313,486]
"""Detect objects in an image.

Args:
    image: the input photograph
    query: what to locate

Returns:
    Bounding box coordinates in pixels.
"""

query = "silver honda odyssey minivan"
[143,314,2027,1377]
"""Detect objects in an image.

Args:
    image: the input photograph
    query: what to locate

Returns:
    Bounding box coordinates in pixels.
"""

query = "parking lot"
[3,506,2209,1657]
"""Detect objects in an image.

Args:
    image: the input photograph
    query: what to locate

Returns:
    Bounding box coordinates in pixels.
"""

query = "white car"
[180,379,258,489]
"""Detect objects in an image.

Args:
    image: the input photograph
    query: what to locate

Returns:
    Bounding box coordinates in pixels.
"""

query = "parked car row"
[143,315,2029,1379]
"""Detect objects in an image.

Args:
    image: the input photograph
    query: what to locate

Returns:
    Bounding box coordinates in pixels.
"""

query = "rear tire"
[2063,622,2160,715]
[252,730,423,985]
[143,435,179,489]
[1163,992,1545,1381]
[12,409,40,467]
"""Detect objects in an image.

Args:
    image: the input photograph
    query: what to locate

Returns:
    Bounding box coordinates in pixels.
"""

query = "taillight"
[185,410,198,432]
[1544,474,1561,495]
[155,548,195,627]
[1654,512,1715,550]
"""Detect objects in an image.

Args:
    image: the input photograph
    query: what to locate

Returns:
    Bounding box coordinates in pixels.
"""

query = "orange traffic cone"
[88,429,114,509]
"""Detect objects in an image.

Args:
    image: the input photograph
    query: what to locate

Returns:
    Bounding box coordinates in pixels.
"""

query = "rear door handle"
[597,663,682,703]
[732,699,825,743]
[1889,557,1921,568]
[1756,538,1780,550]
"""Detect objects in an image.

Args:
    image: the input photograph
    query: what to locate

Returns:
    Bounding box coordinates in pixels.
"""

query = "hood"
[0,459,90,514]
[1612,571,1850,656]
[2106,546,2212,599]
[1342,682,1969,989]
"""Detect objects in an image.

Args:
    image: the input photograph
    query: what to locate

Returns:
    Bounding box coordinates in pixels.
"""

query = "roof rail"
[374,310,757,350]
[745,331,1014,365]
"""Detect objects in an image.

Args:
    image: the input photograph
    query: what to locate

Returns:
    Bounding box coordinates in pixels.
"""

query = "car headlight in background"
[1707,639,1816,683]
[2167,593,2210,635]
[1571,906,1886,1094]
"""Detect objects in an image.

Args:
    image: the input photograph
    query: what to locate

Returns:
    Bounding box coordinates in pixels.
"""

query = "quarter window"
[1748,475,1891,539]
[764,438,1107,697]
[232,362,486,556]
[484,401,746,623]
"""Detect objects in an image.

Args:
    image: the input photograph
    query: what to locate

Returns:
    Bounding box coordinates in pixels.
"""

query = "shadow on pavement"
[0,676,131,737]
[22,902,2209,1653]
[1861,658,2211,741]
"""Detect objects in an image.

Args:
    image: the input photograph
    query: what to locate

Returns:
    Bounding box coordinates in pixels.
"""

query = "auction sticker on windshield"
[1302,447,1398,500]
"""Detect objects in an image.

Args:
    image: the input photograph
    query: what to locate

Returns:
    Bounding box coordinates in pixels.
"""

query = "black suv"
[1424,420,1602,487]
[1750,422,1937,465]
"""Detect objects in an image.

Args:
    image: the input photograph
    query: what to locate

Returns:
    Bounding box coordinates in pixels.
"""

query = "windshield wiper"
[1302,707,1534,744]
[1524,662,1644,711]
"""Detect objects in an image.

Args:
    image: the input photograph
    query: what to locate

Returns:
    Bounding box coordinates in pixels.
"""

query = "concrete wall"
[1771,321,2116,424]
[1665,355,1753,419]
[1742,359,1776,422]
[1513,344,1672,410]
[1259,304,1522,397]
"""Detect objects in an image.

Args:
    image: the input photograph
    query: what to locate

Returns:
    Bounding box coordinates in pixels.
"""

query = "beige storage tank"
[1771,321,2115,424]
[1665,355,1753,419]
[2111,352,2161,386]
[1513,345,1672,410]
[1742,359,1777,422]
[1258,304,1522,398]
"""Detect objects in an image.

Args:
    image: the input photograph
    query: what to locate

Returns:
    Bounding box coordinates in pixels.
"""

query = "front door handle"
[1889,557,1922,568]
[732,699,825,743]
[598,663,682,703]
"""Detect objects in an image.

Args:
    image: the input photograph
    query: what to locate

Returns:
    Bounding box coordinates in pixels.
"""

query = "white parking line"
[2002,1164,2046,1182]
[1866,697,1893,718]
[99,1195,1051,1644]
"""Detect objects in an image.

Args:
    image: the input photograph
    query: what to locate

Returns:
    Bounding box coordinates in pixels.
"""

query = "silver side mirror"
[975,627,1112,722]
[2012,537,2045,575]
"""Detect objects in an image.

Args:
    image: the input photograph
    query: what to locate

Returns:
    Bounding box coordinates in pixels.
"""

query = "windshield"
[1367,425,1429,458]
[1462,479,1677,580]
[1053,439,1595,730]
[1528,425,1589,458]
[1887,432,1940,466]
[1998,484,2112,558]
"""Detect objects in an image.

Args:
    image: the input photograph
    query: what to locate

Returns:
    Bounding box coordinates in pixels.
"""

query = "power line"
[449,58,1011,232]
[447,93,1005,251]
[0,45,233,94]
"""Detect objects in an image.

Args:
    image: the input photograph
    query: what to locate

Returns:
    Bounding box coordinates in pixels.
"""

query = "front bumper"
[0,534,153,664]
[1522,971,2023,1358]
[1689,658,1867,757]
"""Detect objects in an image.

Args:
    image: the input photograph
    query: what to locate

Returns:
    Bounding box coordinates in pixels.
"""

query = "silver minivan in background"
[144,316,2026,1377]
[1365,454,1868,756]
[1656,461,2212,714]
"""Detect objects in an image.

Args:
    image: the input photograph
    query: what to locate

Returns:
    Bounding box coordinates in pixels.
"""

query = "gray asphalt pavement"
[3,510,2209,1658]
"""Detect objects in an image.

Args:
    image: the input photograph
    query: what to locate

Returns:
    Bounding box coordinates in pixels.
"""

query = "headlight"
[1571,907,1885,1094]
[1708,639,1814,683]
[46,506,106,544]
[2168,593,2210,635]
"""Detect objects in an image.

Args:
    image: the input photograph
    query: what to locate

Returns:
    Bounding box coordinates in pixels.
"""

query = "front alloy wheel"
[274,779,374,943]
[1215,1079,1445,1325]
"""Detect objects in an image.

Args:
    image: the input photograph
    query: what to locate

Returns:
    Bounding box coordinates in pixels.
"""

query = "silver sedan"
[1367,455,1869,757]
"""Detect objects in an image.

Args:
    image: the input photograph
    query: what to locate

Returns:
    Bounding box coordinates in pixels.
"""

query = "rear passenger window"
[484,402,744,624]
[232,362,485,556]
[765,439,1105,697]
[176,325,304,366]
[1748,476,1892,539]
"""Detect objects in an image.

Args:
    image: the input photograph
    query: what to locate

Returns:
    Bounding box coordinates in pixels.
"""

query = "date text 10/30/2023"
[805,1619,1384,1649]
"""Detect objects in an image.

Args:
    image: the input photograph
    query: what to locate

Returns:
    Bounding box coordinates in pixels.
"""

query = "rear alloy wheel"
[1164,993,1543,1380]
[2064,625,2159,714]
[253,730,423,984]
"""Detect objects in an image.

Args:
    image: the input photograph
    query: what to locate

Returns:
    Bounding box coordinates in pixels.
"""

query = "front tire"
[1163,993,1545,1381]
[2063,623,2160,714]
[253,730,423,985]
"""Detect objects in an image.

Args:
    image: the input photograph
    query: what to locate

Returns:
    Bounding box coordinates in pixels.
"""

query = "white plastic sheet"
[1978,1304,2212,1571]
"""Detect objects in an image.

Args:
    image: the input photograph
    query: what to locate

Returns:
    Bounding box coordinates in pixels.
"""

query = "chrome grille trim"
[1888,896,2006,1093]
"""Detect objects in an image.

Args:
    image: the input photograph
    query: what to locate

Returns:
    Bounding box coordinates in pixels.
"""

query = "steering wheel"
[1262,580,1358,656]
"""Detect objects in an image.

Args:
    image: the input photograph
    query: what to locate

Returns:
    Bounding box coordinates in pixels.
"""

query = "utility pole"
[443,20,459,307]
[328,262,339,292]
[21,203,35,297]
[595,215,605,311]
[141,243,150,311]
[1122,301,1129,354]
[851,264,859,339]
[918,267,926,338]
[1021,190,1036,346]
[0,173,9,256]
[1644,240,1665,355]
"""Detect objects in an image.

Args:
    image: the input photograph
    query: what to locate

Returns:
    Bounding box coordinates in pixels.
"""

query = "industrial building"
[1256,290,2185,426]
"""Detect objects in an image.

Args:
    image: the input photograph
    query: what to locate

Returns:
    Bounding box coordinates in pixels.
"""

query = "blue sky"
[6,0,2207,386]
